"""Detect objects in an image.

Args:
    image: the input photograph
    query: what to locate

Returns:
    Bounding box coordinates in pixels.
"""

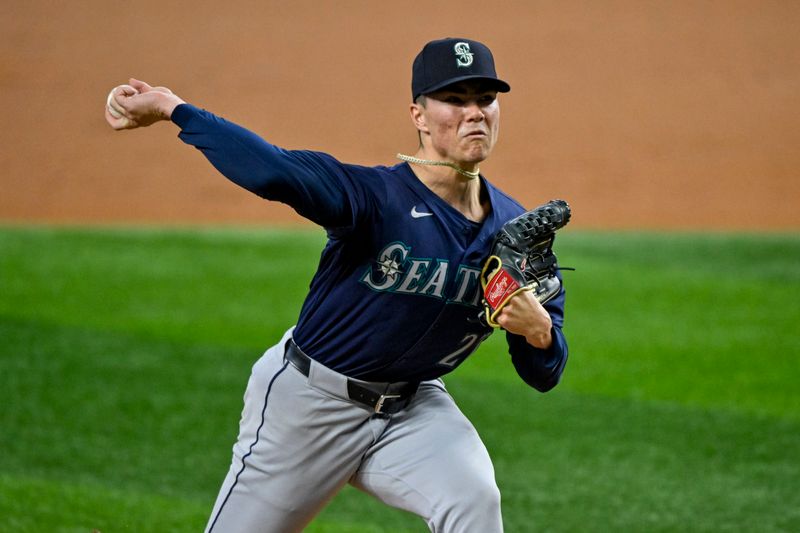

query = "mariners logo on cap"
[454,42,474,68]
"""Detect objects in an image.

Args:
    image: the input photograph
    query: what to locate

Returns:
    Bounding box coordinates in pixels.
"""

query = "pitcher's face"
[413,81,500,166]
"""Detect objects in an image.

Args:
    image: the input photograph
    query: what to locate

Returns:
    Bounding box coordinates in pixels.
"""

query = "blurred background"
[1,2,798,532]
[1,0,798,229]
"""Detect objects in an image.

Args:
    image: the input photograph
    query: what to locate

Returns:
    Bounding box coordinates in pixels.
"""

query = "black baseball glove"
[479,199,571,328]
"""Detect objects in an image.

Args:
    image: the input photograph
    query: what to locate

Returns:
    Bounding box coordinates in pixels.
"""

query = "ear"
[409,102,429,134]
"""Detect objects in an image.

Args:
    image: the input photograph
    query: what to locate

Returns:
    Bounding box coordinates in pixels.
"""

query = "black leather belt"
[285,340,418,415]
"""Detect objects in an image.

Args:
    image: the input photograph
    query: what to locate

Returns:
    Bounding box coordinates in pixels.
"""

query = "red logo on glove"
[485,270,520,308]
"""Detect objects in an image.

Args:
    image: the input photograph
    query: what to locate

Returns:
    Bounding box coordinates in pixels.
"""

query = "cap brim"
[416,75,511,99]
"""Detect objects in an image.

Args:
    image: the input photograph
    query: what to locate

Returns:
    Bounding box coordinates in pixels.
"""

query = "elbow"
[508,329,569,393]
[525,369,563,393]
[535,375,561,393]
[513,351,566,392]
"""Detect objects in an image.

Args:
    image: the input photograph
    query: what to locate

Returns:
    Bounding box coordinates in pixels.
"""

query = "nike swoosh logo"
[411,206,434,219]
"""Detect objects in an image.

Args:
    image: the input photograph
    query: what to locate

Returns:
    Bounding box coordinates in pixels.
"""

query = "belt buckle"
[374,393,401,414]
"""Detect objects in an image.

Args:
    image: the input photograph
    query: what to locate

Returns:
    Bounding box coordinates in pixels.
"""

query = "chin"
[464,149,491,164]
[462,141,493,161]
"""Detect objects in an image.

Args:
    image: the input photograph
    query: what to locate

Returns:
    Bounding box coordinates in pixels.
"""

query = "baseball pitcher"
[105,37,570,533]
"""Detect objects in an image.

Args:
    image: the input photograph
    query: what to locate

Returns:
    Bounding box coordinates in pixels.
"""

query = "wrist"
[159,93,185,120]
[525,325,553,350]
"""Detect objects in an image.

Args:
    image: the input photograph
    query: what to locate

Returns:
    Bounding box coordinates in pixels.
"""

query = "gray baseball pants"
[205,328,503,532]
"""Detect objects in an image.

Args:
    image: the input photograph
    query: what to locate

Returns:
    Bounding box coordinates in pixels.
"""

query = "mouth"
[464,130,487,138]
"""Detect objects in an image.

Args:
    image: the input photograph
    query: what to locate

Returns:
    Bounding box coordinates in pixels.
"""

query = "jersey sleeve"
[504,282,568,392]
[171,103,381,229]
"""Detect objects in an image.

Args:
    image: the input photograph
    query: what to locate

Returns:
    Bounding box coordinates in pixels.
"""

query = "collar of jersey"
[394,162,499,247]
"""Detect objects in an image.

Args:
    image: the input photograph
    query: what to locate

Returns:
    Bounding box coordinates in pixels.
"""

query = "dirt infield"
[1,1,798,229]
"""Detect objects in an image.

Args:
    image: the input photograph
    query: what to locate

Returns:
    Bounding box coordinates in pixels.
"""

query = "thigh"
[207,337,382,533]
[351,381,503,533]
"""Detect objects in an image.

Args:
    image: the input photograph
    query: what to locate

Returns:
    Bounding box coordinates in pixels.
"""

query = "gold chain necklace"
[396,153,480,180]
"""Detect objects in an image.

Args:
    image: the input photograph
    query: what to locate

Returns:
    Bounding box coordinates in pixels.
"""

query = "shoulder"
[337,161,419,197]
[320,160,411,230]
[289,151,401,187]
[482,177,527,221]
[339,160,410,181]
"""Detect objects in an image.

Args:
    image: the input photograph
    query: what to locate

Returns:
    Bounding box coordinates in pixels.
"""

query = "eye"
[445,95,464,105]
[479,94,497,105]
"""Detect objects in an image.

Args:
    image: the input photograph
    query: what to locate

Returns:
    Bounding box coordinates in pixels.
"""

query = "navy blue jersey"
[172,104,567,390]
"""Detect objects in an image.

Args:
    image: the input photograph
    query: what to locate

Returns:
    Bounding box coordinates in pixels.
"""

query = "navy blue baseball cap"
[412,37,511,100]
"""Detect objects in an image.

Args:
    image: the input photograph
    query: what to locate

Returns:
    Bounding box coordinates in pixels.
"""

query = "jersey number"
[438,333,484,368]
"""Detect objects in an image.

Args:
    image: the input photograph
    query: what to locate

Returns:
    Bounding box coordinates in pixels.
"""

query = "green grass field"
[1,226,798,532]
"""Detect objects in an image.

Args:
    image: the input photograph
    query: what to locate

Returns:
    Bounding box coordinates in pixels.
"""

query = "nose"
[465,100,485,121]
